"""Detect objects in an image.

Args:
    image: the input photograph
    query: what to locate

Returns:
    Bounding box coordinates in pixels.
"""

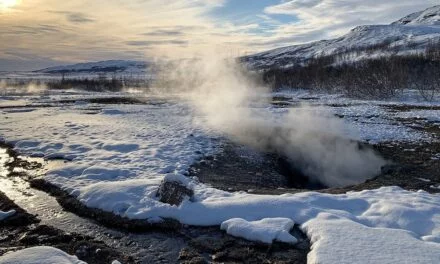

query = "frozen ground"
[0,89,440,263]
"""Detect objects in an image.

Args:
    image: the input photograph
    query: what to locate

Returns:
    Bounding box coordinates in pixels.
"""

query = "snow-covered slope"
[243,6,440,69]
[393,5,440,25]
[37,60,150,74]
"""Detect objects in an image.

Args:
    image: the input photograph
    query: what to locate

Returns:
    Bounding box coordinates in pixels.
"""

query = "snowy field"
[1,89,440,263]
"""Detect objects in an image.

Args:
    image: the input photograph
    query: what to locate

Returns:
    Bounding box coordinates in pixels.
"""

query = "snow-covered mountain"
[37,60,151,74]
[243,6,440,69]
[392,5,440,25]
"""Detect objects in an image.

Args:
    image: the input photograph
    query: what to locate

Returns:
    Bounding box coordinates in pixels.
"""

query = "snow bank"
[0,246,86,264]
[304,213,440,264]
[220,218,297,244]
[0,210,15,221]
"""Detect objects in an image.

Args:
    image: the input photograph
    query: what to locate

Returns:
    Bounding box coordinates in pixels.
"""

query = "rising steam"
[154,53,386,187]
[0,79,47,95]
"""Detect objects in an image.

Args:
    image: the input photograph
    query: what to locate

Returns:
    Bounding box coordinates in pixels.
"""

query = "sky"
[0,0,438,71]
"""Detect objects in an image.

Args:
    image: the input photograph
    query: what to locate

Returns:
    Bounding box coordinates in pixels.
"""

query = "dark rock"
[178,247,207,264]
[157,181,194,206]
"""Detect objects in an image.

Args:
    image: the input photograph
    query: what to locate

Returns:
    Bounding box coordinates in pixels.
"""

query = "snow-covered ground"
[0,89,440,263]
[0,246,86,264]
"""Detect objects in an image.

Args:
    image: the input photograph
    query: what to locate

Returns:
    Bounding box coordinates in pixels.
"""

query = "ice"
[220,218,297,244]
[0,210,15,221]
[0,246,86,264]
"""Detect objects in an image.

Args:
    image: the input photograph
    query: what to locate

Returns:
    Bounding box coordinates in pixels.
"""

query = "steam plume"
[154,53,386,187]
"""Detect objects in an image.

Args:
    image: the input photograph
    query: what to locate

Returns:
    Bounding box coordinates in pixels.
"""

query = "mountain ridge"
[243,5,440,69]
[37,60,150,74]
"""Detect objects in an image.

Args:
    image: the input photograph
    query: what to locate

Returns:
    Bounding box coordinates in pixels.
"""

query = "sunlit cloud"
[0,0,20,11]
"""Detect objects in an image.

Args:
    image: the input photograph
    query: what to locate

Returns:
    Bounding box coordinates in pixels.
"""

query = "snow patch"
[0,246,86,264]
[220,218,297,244]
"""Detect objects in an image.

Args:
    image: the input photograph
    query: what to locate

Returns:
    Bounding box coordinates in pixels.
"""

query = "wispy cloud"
[143,30,184,36]
[126,40,188,46]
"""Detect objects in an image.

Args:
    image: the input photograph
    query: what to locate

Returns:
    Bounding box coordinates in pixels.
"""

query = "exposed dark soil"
[0,190,135,264]
[57,97,169,106]
[188,144,325,194]
[178,225,309,264]
[0,104,55,110]
[381,104,440,112]
[0,96,169,111]
[189,139,440,195]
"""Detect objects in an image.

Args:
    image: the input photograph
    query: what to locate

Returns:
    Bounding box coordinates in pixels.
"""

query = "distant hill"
[36,60,151,75]
[243,5,440,69]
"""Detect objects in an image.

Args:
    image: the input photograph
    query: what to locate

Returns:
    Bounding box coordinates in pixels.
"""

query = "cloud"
[50,11,95,24]
[3,24,61,35]
[265,0,323,13]
[143,30,184,36]
[125,40,188,46]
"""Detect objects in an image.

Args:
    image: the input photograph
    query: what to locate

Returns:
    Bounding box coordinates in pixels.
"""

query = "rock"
[157,181,194,206]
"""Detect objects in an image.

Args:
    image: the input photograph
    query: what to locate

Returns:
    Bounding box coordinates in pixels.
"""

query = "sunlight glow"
[0,0,19,11]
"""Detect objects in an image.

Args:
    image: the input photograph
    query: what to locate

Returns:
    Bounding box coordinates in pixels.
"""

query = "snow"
[393,5,440,26]
[304,212,440,264]
[220,218,297,244]
[244,6,440,69]
[0,91,440,263]
[0,210,15,221]
[0,246,86,264]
